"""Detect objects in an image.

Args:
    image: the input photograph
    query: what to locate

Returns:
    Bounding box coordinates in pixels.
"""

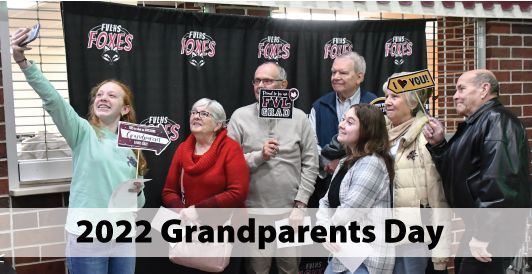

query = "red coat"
[162,129,249,208]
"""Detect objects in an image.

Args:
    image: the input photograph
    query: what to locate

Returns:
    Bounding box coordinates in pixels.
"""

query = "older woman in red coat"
[162,98,249,274]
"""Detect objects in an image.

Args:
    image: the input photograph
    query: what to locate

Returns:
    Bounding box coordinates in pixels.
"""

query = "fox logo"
[180,31,216,69]
[101,46,119,65]
[87,23,134,65]
[323,38,353,60]
[257,36,290,60]
[384,36,413,66]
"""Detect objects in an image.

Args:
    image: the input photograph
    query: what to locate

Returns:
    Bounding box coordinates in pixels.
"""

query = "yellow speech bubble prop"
[387,69,434,94]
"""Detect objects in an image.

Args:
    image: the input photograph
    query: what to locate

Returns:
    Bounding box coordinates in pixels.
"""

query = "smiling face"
[337,107,361,149]
[253,63,287,101]
[331,57,364,100]
[189,105,220,137]
[384,89,414,126]
[92,82,130,125]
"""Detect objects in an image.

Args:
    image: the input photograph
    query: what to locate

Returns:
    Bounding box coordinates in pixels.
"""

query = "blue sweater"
[312,90,377,147]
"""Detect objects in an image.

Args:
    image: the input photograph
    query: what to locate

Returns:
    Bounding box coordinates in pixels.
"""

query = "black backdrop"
[61,2,427,272]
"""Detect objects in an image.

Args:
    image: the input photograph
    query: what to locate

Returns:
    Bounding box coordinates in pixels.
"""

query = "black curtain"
[61,2,427,272]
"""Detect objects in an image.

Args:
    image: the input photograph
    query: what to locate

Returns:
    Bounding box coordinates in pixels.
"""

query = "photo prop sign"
[259,88,299,119]
[118,121,171,155]
[62,4,428,271]
[370,97,386,113]
[387,69,434,94]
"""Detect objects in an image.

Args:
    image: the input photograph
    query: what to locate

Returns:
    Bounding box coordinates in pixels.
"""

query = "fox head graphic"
[101,46,120,64]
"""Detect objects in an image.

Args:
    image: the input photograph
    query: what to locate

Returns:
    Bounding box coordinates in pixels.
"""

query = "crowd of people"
[10,25,530,274]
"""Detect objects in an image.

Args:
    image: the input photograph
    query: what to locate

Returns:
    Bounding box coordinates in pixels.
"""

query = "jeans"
[66,232,135,274]
[67,257,135,274]
[393,244,430,274]
[393,257,429,274]
[323,262,369,274]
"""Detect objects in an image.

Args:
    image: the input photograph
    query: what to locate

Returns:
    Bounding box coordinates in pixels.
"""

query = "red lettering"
[180,38,187,54]
[385,42,392,57]
[96,32,107,49]
[258,43,265,58]
[201,40,209,56]
[396,43,404,57]
[124,34,133,51]
[405,42,413,56]
[261,97,270,107]
[323,44,331,59]
[116,33,125,50]
[165,124,180,142]
[281,97,291,108]
[194,39,203,56]
[87,31,98,48]
[107,33,117,49]
[185,39,194,55]
[281,44,290,59]
[208,41,216,57]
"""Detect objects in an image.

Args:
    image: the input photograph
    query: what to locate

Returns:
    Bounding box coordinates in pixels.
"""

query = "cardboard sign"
[118,121,170,155]
[259,88,299,119]
[370,97,386,113]
[387,69,434,94]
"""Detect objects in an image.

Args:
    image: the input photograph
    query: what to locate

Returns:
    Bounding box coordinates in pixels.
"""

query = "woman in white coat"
[383,73,451,274]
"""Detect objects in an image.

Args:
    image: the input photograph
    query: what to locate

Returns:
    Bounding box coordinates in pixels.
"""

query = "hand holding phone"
[20,23,40,46]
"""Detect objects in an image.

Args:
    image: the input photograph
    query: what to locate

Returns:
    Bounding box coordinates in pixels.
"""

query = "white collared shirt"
[335,87,361,123]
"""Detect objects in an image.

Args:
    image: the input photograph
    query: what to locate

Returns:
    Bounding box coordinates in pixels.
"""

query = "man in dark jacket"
[423,69,530,274]
[308,51,377,206]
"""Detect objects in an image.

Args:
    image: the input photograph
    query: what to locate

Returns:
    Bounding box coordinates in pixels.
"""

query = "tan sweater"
[228,103,318,211]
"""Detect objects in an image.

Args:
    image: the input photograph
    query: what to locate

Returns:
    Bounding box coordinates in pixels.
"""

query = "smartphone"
[20,23,40,46]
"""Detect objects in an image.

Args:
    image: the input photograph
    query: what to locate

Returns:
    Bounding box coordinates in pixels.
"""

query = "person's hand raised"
[423,117,445,146]
[10,28,32,68]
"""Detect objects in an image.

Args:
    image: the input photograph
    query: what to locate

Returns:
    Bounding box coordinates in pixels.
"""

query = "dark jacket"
[426,98,530,209]
[312,90,377,148]
[426,98,530,244]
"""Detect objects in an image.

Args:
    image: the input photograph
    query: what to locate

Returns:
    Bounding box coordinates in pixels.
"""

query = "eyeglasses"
[252,78,283,86]
[190,110,212,119]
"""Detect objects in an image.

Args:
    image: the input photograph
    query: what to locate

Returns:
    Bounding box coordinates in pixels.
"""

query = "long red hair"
[87,79,147,176]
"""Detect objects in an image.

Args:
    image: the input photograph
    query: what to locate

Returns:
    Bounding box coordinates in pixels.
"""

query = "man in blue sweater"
[308,51,377,205]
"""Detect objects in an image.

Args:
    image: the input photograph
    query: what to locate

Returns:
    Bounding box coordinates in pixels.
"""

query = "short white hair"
[336,51,366,74]
[191,98,227,132]
[259,62,287,80]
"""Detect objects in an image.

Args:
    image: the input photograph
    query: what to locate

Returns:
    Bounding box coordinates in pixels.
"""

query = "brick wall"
[436,17,532,272]
[0,45,68,274]
[436,17,476,132]
[1,9,530,274]
[0,50,8,206]
[486,19,532,153]
[485,18,532,261]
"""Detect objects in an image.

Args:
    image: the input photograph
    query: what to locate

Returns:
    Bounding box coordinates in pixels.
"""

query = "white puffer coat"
[388,111,451,265]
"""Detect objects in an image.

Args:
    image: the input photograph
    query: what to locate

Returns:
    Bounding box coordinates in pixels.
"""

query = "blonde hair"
[382,72,431,115]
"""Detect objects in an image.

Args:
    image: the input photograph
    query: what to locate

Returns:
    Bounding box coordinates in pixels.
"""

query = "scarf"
[388,117,415,145]
[181,129,227,175]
